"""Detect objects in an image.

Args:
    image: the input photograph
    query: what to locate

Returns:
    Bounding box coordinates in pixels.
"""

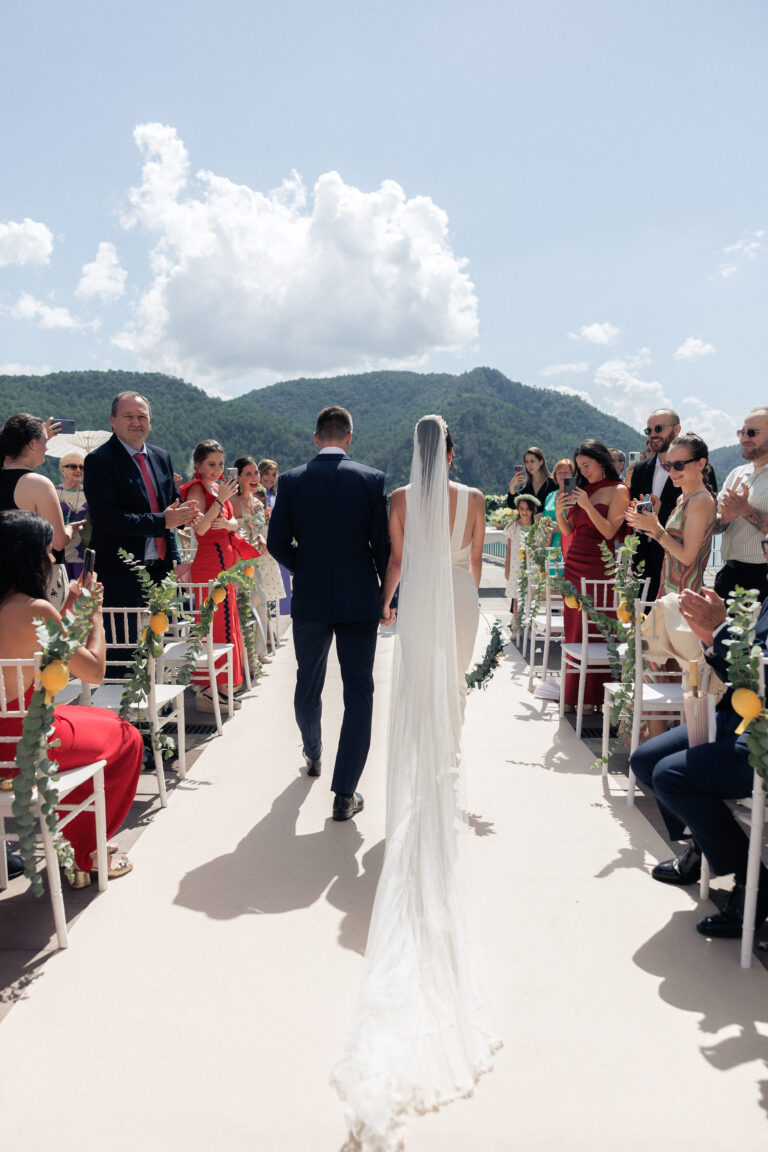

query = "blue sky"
[1,0,766,445]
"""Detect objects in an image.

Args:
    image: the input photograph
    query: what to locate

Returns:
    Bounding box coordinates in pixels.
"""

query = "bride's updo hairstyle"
[415,415,453,492]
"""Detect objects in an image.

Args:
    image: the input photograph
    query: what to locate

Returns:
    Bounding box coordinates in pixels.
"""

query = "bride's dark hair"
[415,415,454,490]
[0,510,53,602]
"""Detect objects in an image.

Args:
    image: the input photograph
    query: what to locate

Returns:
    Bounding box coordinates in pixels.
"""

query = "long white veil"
[332,415,500,1152]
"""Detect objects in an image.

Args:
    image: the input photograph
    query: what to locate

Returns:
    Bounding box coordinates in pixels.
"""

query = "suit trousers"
[292,619,379,796]
[714,560,768,604]
[629,713,753,879]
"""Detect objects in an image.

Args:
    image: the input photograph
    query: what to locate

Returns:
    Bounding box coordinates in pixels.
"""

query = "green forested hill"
[1,366,647,491]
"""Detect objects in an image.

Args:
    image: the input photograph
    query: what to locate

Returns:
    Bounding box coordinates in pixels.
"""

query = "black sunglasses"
[737,428,761,439]
[62,463,84,469]
[644,423,675,435]
[661,458,697,473]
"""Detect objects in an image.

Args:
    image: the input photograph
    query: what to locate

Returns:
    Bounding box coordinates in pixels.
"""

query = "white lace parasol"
[45,430,111,457]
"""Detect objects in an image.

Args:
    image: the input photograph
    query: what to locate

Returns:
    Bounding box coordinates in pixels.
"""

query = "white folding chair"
[0,657,108,949]
[527,553,565,691]
[84,607,187,807]
[601,593,686,799]
[559,577,619,738]
[162,581,235,736]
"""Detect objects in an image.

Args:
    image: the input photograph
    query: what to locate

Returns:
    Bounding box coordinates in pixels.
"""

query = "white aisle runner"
[1,619,768,1151]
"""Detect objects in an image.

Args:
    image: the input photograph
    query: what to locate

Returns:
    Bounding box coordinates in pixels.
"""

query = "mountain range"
[0,366,739,492]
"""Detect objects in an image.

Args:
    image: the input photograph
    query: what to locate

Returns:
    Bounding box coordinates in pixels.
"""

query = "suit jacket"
[267,454,389,623]
[629,456,718,601]
[83,434,181,606]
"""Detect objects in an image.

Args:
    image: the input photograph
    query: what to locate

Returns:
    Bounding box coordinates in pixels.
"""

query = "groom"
[268,406,389,820]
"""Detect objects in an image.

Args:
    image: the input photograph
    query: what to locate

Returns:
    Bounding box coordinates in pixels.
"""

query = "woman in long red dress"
[180,441,259,713]
[0,510,142,886]
[554,440,629,711]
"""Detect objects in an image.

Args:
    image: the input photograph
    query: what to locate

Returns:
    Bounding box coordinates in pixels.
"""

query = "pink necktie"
[134,452,167,561]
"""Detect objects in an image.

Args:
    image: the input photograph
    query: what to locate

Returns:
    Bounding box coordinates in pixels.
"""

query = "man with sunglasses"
[713,407,768,603]
[629,409,682,599]
[629,563,768,939]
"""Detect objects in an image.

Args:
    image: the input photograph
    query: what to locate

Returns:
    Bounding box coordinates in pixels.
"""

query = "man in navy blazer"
[268,405,389,821]
[84,391,200,606]
[630,573,768,939]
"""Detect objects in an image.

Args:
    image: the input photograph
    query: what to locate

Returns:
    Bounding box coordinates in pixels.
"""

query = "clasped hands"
[718,481,750,525]
[677,587,727,648]
[624,494,661,536]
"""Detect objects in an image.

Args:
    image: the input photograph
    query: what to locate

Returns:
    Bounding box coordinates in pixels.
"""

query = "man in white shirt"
[714,406,768,603]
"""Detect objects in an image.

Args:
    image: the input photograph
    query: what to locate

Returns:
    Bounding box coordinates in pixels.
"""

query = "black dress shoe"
[696,882,768,938]
[332,792,364,821]
[5,845,24,880]
[651,842,702,886]
[303,748,322,777]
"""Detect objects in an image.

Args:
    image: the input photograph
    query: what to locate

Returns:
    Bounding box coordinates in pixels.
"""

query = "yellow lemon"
[40,660,69,697]
[617,601,632,624]
[149,611,169,635]
[564,595,581,610]
[518,548,526,559]
[211,586,227,605]
[732,687,763,734]
[243,565,255,578]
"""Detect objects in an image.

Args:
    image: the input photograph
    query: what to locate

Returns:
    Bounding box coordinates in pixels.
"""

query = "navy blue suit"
[268,453,389,795]
[630,597,768,879]
[84,434,181,607]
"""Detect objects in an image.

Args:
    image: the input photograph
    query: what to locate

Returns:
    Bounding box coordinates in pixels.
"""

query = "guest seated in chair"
[629,560,768,938]
[0,510,142,888]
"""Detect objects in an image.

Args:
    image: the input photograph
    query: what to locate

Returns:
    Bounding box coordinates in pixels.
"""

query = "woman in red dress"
[0,510,142,885]
[180,441,259,713]
[554,440,629,710]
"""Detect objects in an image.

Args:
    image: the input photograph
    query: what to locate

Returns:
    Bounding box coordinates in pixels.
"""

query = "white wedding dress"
[332,417,500,1151]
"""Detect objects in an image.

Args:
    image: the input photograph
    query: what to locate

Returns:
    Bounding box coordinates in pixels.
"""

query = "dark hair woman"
[506,445,558,509]
[257,457,291,617]
[0,510,141,886]
[625,432,715,598]
[179,441,260,713]
[0,414,85,554]
[554,438,629,712]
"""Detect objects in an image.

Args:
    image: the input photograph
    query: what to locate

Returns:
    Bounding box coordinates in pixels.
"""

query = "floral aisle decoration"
[11,587,100,894]
[515,518,560,634]
[488,506,515,530]
[724,586,768,785]
[466,620,506,691]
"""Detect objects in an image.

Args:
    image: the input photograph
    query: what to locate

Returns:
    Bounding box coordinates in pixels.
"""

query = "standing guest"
[83,391,200,606]
[713,407,768,603]
[268,406,388,819]
[55,451,91,579]
[231,456,284,658]
[542,458,575,557]
[180,442,260,713]
[609,448,626,479]
[503,495,539,629]
[0,413,84,556]
[0,510,141,887]
[626,433,716,598]
[555,439,629,712]
[629,409,683,602]
[506,446,557,509]
[259,457,291,616]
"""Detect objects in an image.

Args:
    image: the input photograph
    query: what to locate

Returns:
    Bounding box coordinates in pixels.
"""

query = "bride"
[332,415,501,1150]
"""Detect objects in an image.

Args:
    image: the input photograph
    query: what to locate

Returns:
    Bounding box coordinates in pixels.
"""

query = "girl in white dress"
[332,415,500,1151]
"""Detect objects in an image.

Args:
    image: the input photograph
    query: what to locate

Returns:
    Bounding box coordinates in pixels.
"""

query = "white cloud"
[679,396,738,450]
[593,351,664,428]
[7,291,83,330]
[674,336,715,361]
[75,242,127,302]
[114,122,478,386]
[0,218,53,267]
[717,229,764,277]
[548,383,594,405]
[568,321,620,346]
[0,362,52,376]
[539,361,589,377]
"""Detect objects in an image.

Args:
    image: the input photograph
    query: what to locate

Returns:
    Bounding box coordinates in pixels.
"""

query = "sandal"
[195,689,241,713]
[93,853,133,881]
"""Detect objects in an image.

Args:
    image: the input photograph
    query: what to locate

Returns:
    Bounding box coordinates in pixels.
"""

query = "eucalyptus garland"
[724,586,768,785]
[12,588,100,895]
[516,520,562,634]
[466,621,506,691]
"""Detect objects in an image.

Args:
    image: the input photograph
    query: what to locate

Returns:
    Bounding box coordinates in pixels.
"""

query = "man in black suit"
[84,391,200,606]
[630,574,768,938]
[268,406,389,821]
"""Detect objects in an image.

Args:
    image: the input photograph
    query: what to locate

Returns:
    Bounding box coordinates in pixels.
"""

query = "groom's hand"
[380,605,397,627]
